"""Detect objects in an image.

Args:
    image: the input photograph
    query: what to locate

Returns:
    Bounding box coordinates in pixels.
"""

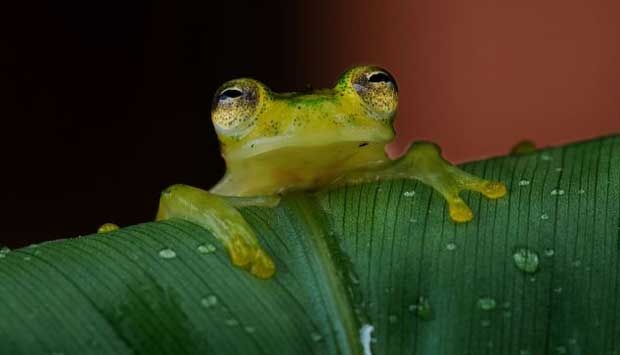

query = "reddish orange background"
[296,0,620,162]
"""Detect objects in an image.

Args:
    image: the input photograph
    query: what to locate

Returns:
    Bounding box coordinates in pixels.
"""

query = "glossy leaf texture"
[1,135,619,354]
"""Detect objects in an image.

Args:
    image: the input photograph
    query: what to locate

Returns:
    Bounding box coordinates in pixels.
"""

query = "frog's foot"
[399,142,507,223]
[97,222,120,233]
[156,184,276,279]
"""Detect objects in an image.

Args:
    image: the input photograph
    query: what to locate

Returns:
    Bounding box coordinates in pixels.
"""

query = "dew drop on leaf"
[244,325,256,334]
[403,190,416,197]
[446,243,457,251]
[513,247,539,273]
[540,213,550,220]
[158,248,177,259]
[544,248,555,257]
[518,180,531,186]
[414,296,433,320]
[477,297,496,311]
[550,189,565,196]
[197,244,216,254]
[225,318,239,327]
[200,295,218,308]
[310,332,323,342]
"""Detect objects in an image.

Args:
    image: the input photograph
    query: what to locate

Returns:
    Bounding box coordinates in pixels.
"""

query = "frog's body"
[156,66,507,279]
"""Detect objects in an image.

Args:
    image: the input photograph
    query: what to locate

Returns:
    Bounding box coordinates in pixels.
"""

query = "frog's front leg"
[156,184,279,278]
[342,142,506,222]
[403,142,506,221]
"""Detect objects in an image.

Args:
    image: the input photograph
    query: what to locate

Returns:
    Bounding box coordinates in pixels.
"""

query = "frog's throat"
[222,128,394,161]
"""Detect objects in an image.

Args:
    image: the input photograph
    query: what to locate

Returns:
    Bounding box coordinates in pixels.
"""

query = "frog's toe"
[478,181,507,199]
[97,222,120,233]
[448,198,474,223]
[250,249,276,279]
[228,237,276,279]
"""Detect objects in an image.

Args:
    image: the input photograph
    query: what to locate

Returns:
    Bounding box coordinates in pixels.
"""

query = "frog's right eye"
[211,79,263,135]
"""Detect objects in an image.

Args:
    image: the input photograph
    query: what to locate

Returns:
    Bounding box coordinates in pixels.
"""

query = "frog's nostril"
[219,88,243,100]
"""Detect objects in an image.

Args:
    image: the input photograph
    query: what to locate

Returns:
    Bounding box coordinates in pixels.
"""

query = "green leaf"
[1,135,619,354]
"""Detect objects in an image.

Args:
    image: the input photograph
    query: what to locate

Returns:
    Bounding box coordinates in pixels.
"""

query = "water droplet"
[244,325,256,334]
[446,243,457,251]
[555,345,567,353]
[513,247,539,273]
[541,154,553,161]
[23,256,31,261]
[544,248,555,257]
[540,213,550,220]
[572,260,582,267]
[551,189,565,196]
[480,319,491,327]
[403,190,416,197]
[197,244,216,254]
[409,218,417,223]
[477,297,496,311]
[388,315,398,323]
[200,295,218,308]
[555,167,563,172]
[414,296,433,320]
[359,324,374,355]
[408,304,417,312]
[158,248,176,259]
[577,189,585,194]
[518,180,531,186]
[225,318,239,327]
[553,287,563,294]
[529,276,537,282]
[310,332,323,342]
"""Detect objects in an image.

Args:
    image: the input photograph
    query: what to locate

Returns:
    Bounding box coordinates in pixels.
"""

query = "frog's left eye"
[211,79,263,135]
[350,66,398,121]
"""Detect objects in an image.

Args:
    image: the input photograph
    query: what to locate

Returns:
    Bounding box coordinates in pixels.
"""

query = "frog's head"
[211,65,398,161]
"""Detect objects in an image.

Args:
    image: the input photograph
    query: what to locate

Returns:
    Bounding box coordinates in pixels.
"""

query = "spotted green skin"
[156,66,507,278]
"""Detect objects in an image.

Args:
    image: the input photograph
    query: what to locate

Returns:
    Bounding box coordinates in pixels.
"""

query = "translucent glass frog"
[156,66,506,279]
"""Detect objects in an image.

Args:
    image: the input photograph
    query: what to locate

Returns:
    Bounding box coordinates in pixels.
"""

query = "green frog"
[155,66,507,279]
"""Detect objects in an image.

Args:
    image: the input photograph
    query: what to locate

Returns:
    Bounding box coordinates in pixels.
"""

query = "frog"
[155,65,507,279]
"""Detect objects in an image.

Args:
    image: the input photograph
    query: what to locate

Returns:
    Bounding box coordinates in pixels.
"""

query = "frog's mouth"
[226,127,394,161]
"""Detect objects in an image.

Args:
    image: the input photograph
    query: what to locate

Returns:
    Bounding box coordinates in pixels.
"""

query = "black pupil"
[368,72,392,83]
[220,88,243,99]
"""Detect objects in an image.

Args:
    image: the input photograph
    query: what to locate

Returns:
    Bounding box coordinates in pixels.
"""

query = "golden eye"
[211,79,263,135]
[350,66,398,120]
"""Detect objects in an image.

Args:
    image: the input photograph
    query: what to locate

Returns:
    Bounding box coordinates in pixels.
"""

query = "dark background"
[2,1,300,246]
[3,0,620,247]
